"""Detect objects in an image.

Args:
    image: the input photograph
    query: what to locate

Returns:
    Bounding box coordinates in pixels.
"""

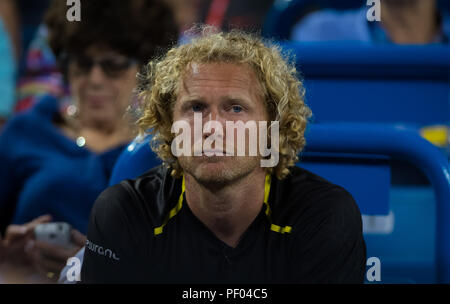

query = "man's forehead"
[185,62,257,83]
[178,62,263,94]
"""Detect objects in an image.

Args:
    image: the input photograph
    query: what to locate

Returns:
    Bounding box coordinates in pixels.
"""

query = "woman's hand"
[26,229,86,281]
[0,215,86,283]
[1,214,52,266]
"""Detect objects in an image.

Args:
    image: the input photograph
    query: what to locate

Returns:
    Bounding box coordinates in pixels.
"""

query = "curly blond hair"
[137,26,312,180]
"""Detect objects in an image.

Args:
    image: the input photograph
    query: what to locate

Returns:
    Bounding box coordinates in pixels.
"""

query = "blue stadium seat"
[300,123,450,283]
[109,123,450,283]
[276,41,450,282]
[280,42,450,128]
[109,135,160,186]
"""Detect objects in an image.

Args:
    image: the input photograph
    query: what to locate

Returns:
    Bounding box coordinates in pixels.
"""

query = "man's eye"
[231,105,242,113]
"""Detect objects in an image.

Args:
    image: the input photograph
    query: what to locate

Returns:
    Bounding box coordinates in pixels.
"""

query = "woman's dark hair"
[45,0,178,64]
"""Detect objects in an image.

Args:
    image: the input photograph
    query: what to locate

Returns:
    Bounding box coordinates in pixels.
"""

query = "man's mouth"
[201,149,234,156]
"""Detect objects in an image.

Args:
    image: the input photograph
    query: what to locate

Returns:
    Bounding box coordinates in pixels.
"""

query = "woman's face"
[67,46,139,128]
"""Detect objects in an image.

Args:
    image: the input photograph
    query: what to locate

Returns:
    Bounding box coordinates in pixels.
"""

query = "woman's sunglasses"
[64,54,138,78]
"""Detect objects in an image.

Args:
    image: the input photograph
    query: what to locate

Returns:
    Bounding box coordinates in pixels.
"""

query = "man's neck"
[381,0,439,44]
[184,169,267,248]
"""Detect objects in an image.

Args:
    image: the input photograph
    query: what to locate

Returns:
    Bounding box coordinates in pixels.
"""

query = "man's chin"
[192,163,232,183]
[180,157,261,186]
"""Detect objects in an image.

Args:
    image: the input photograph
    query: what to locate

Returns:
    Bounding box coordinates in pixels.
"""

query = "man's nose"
[207,108,227,123]
[203,109,225,136]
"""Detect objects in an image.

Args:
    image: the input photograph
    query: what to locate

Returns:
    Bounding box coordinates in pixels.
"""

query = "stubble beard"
[178,155,262,187]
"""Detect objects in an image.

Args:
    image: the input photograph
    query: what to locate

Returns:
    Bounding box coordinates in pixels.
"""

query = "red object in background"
[14,96,35,113]
[205,0,231,28]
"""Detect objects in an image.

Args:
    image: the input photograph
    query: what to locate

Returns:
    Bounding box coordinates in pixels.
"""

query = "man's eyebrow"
[223,97,252,107]
[178,97,205,104]
[177,98,207,110]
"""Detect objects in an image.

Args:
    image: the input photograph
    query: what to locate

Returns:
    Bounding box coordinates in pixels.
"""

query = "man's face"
[173,62,269,185]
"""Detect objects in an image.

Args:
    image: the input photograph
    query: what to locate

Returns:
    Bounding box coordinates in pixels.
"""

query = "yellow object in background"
[420,125,449,147]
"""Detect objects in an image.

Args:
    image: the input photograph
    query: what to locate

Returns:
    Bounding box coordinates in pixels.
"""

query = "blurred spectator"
[0,0,177,283]
[164,0,274,43]
[15,24,68,113]
[0,0,53,126]
[0,0,20,59]
[163,0,206,34]
[291,0,450,44]
[17,0,192,114]
[17,0,52,75]
[0,0,19,126]
[200,0,273,32]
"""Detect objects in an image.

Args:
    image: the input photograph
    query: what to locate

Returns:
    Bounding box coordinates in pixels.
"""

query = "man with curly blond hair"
[81,27,366,284]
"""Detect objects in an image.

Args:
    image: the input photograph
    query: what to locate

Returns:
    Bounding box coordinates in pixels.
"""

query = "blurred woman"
[291,0,450,44]
[0,0,177,282]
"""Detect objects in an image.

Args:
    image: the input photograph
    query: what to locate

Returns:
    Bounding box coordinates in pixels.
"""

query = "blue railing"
[304,123,450,283]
